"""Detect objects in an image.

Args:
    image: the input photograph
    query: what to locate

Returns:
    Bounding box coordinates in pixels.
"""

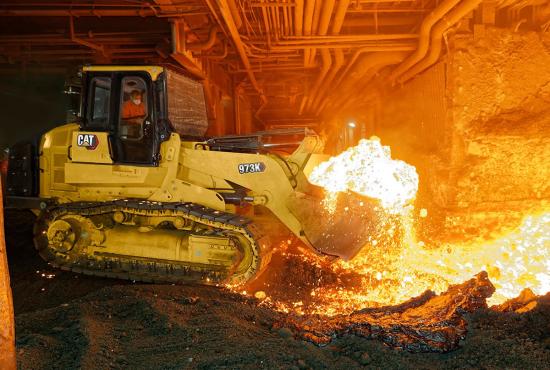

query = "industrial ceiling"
[0,0,547,125]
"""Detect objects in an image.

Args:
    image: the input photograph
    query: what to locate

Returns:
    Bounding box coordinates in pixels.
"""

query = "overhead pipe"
[318,0,337,36]
[188,26,219,51]
[304,0,347,111]
[329,35,406,93]
[69,16,106,56]
[388,0,462,83]
[288,0,295,36]
[226,0,243,30]
[324,51,408,114]
[284,2,291,36]
[270,2,281,40]
[170,20,207,79]
[275,33,419,44]
[398,0,482,83]
[313,0,350,111]
[311,48,344,115]
[332,46,373,91]
[216,0,267,104]
[302,0,316,66]
[203,0,230,39]
[207,39,228,59]
[330,0,351,34]
[309,0,335,65]
[299,48,331,114]
[294,0,304,36]
[303,0,316,36]
[311,0,323,35]
[260,0,273,48]
[0,9,158,17]
[307,0,326,66]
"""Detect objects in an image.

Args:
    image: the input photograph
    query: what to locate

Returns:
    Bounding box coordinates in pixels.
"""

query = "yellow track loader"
[4,66,376,285]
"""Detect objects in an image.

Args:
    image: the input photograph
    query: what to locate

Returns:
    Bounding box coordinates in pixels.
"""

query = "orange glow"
[308,137,419,213]
[288,139,550,316]
[301,211,549,315]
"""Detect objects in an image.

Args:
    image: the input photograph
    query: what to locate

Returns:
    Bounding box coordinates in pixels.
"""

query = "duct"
[331,46,372,92]
[329,40,409,93]
[307,0,334,66]
[304,0,316,36]
[398,0,482,83]
[170,20,206,79]
[311,0,323,35]
[282,1,290,36]
[270,4,281,40]
[153,0,177,12]
[308,0,346,81]
[318,0,336,35]
[69,16,106,56]
[325,51,407,113]
[0,9,158,17]
[217,0,267,104]
[300,0,347,110]
[260,0,273,48]
[208,39,228,59]
[311,48,344,115]
[388,0,462,83]
[203,0,229,39]
[300,48,331,114]
[303,0,316,66]
[295,0,304,36]
[226,0,243,30]
[331,0,350,34]
[276,34,419,44]
[254,97,268,120]
[188,26,219,51]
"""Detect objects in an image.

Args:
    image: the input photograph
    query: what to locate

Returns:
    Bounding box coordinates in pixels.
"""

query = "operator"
[121,90,145,138]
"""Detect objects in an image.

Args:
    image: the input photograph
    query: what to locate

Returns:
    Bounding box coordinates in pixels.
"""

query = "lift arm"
[0,177,16,370]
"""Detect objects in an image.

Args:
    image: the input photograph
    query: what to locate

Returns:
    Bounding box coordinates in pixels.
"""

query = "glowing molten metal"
[308,138,419,213]
[300,139,550,316]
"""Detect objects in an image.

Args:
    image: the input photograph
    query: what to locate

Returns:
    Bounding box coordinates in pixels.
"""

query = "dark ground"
[5,210,550,370]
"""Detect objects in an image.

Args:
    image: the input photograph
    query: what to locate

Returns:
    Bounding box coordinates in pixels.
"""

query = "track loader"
[4,66,376,284]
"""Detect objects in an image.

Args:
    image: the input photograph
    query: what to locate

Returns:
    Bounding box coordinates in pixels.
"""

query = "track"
[33,200,271,285]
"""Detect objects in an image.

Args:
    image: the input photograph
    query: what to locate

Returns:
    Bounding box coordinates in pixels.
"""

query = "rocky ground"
[5,210,550,369]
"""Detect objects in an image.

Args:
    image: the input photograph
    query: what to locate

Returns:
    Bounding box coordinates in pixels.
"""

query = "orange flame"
[301,139,550,316]
[308,137,419,213]
[312,211,550,314]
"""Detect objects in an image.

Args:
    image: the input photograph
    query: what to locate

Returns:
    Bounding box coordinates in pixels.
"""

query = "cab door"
[111,73,158,164]
[81,71,160,166]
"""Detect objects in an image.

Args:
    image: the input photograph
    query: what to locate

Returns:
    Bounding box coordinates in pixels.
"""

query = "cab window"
[119,76,148,140]
[88,77,111,129]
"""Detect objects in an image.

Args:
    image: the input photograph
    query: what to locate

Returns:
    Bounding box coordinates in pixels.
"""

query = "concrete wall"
[357,28,550,238]
[448,29,550,208]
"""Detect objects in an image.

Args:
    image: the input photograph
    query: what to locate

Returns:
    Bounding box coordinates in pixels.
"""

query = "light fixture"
[348,121,356,128]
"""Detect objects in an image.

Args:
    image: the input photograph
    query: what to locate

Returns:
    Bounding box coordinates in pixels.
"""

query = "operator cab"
[81,66,171,165]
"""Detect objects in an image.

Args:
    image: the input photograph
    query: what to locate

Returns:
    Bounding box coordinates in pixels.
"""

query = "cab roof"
[82,65,164,81]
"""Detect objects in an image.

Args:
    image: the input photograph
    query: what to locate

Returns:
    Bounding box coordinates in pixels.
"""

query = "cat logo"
[76,134,99,150]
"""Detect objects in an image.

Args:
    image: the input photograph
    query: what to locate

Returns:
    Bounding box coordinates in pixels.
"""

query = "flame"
[308,137,419,213]
[307,211,549,315]
[296,139,550,316]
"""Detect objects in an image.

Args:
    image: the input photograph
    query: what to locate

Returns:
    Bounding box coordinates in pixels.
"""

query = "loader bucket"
[291,191,383,260]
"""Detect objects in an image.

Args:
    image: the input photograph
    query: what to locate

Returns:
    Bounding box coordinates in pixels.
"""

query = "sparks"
[308,137,419,214]
[297,139,550,315]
